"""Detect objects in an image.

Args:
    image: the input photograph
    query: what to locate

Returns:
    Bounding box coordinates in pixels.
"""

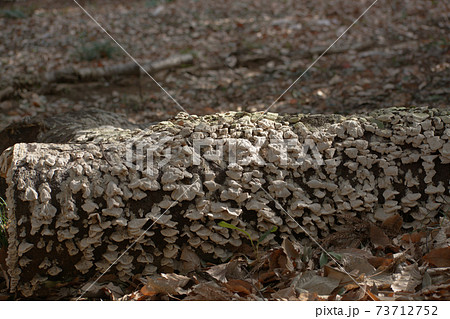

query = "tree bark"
[0,107,449,297]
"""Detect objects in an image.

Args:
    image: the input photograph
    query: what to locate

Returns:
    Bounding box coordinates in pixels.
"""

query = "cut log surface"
[0,107,449,297]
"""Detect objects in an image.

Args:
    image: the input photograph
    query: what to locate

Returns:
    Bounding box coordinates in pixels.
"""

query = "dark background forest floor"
[0,0,448,129]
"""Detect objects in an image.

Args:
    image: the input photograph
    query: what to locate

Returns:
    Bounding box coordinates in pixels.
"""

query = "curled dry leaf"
[224,279,253,296]
[258,271,278,285]
[206,260,246,283]
[368,256,394,270]
[281,238,300,260]
[281,238,300,272]
[268,249,288,270]
[101,282,124,301]
[118,291,146,301]
[297,291,323,301]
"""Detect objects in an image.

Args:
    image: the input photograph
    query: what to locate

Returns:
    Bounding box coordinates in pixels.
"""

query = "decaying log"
[0,107,449,297]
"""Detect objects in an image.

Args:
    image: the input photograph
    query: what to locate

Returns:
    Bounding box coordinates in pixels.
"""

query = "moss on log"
[0,106,449,297]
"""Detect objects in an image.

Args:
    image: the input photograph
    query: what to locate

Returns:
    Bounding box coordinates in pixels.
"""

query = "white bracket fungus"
[1,107,448,297]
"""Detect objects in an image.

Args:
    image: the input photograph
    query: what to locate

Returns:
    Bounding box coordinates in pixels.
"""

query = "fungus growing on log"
[0,107,448,297]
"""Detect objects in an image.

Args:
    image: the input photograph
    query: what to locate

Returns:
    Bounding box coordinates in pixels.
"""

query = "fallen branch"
[0,107,448,297]
[44,53,193,83]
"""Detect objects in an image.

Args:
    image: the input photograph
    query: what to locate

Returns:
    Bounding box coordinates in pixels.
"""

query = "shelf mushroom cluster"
[1,107,448,296]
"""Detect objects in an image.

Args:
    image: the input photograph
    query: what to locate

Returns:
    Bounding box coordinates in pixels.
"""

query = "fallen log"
[0,107,449,297]
[1,54,193,95]
[44,53,193,83]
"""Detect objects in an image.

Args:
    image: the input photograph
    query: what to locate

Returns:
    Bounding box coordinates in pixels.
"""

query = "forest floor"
[0,0,449,129]
[0,0,449,300]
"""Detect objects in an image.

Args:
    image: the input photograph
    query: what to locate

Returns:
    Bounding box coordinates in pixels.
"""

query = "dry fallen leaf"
[341,286,371,301]
[297,290,323,301]
[119,291,146,301]
[268,249,288,270]
[391,263,422,292]
[1,0,448,302]
[344,255,376,276]
[292,270,340,295]
[281,238,299,272]
[323,265,357,285]
[421,282,450,301]
[78,281,108,298]
[271,286,297,300]
[206,260,245,283]
[368,256,394,270]
[258,271,278,284]
[382,214,403,233]
[419,267,450,300]
[281,238,300,260]
[102,282,124,301]
[0,293,10,301]
[366,289,380,301]
[224,279,253,295]
[423,247,450,267]
[180,246,201,273]
[401,232,427,243]
[141,273,191,296]
[184,282,243,301]
[337,248,376,276]
[369,224,390,248]
[431,219,450,248]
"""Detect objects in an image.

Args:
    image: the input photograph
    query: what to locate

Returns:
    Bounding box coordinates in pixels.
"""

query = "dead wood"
[44,54,193,83]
